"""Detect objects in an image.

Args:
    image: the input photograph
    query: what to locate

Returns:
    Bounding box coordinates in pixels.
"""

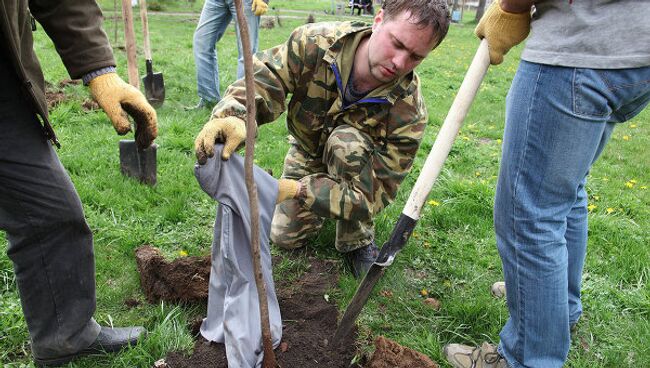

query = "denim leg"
[494,61,650,368]
[193,0,233,102]
[229,0,260,80]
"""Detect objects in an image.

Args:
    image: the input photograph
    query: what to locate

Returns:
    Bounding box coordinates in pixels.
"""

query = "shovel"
[333,39,491,344]
[140,0,165,107]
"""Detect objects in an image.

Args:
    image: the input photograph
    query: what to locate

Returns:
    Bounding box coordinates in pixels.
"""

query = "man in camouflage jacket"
[195,0,450,277]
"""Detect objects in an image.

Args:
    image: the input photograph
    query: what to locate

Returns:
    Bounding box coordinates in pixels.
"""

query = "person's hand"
[195,116,247,164]
[89,73,158,149]
[474,0,531,65]
[251,0,268,16]
[277,179,300,204]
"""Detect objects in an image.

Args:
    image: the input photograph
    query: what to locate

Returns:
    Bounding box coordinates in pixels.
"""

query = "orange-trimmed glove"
[251,0,268,16]
[276,179,300,204]
[89,73,158,149]
[195,116,247,164]
[474,0,531,65]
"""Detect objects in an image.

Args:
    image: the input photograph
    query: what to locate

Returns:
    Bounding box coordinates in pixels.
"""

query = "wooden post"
[121,0,139,88]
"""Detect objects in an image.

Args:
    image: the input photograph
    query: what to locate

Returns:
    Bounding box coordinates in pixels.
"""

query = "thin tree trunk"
[232,0,277,367]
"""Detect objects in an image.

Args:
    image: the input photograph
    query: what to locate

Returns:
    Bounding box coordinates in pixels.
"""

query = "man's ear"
[372,8,384,31]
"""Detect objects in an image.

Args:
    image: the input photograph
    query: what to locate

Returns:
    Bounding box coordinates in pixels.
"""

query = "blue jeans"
[193,0,260,103]
[495,61,650,368]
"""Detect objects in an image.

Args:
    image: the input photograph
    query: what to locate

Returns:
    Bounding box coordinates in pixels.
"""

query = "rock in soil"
[366,336,438,368]
[164,257,361,368]
[134,245,210,303]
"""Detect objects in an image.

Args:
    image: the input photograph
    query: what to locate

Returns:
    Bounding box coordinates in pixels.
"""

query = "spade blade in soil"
[334,214,417,344]
[142,59,165,108]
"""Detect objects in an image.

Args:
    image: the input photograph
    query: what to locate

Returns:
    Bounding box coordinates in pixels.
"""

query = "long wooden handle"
[121,0,139,88]
[403,39,490,219]
[139,0,152,60]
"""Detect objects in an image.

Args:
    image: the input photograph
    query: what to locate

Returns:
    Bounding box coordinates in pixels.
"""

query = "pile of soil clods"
[366,336,439,368]
[135,245,211,303]
[164,257,361,368]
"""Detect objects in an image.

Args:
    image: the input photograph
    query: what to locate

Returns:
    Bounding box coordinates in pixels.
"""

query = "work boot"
[185,98,216,111]
[490,281,506,298]
[34,326,146,367]
[345,242,379,278]
[443,342,508,368]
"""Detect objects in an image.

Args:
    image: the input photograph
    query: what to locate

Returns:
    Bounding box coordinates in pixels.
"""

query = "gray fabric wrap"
[194,144,281,368]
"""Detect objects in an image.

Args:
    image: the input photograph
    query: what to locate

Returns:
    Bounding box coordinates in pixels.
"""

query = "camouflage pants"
[271,125,375,253]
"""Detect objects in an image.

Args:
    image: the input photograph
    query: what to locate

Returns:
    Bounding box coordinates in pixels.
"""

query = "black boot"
[34,326,146,367]
[346,242,379,278]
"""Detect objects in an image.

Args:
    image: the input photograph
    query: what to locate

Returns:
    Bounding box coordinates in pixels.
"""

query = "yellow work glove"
[251,0,268,16]
[195,116,247,164]
[474,0,531,65]
[89,73,158,149]
[277,179,300,204]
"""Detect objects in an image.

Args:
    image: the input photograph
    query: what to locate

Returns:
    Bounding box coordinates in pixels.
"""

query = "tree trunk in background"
[475,0,487,22]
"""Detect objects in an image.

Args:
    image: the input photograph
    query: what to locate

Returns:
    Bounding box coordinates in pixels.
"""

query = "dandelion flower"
[587,204,597,211]
[428,200,440,206]
[623,135,630,141]
[606,208,615,214]
[179,250,188,257]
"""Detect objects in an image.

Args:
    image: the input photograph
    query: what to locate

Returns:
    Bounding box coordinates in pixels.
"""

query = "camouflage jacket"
[212,21,428,221]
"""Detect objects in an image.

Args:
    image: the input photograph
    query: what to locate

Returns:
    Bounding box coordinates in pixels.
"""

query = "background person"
[188,0,268,110]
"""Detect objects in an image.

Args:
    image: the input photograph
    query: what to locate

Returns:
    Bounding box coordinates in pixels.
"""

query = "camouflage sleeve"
[298,92,428,221]
[210,26,307,123]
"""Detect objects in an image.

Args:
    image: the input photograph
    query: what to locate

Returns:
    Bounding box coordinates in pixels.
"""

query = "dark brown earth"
[134,245,211,303]
[135,248,439,368]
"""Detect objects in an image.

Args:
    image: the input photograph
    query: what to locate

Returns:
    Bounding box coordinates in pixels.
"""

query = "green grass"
[1,3,648,368]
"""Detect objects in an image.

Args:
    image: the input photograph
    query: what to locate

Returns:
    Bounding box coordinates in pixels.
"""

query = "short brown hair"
[382,0,450,47]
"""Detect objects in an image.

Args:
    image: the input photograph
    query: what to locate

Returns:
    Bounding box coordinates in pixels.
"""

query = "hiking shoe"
[346,242,379,278]
[184,98,216,111]
[34,326,146,367]
[491,281,506,298]
[444,342,508,368]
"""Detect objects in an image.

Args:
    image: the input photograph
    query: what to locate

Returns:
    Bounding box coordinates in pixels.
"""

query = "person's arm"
[474,0,533,65]
[29,0,157,149]
[196,25,308,162]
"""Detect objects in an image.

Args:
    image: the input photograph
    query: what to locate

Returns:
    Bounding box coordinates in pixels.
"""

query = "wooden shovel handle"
[139,0,152,60]
[121,0,139,88]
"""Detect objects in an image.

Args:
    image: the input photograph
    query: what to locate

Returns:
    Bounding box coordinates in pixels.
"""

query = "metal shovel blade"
[119,140,157,185]
[142,59,165,108]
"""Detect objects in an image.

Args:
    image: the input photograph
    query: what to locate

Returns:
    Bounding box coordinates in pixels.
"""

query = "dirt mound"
[164,257,361,368]
[366,336,438,368]
[135,245,211,303]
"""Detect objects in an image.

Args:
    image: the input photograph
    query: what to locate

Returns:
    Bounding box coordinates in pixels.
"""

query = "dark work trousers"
[195,144,281,367]
[0,58,100,359]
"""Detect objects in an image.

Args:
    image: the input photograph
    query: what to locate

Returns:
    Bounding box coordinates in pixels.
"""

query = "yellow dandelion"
[179,250,188,257]
[630,124,637,128]
[587,204,597,211]
[475,171,481,177]
[625,181,635,188]
[623,135,630,141]
[420,288,429,297]
[606,208,615,214]
[497,139,502,144]
[428,199,440,206]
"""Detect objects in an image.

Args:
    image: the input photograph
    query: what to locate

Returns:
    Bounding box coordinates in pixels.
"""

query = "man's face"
[367,9,437,84]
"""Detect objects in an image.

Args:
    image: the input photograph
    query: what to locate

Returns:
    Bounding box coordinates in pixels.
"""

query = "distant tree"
[475,0,487,22]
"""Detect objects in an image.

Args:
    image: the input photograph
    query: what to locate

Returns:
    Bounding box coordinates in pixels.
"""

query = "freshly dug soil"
[366,336,439,368]
[134,245,211,303]
[164,257,361,368]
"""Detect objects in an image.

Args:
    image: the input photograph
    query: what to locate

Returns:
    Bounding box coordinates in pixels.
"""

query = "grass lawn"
[1,3,648,367]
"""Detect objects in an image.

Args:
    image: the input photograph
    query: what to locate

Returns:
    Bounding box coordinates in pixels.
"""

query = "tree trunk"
[475,0,487,22]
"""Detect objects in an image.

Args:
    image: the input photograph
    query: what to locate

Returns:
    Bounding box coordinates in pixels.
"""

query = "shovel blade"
[119,140,157,185]
[142,59,165,108]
